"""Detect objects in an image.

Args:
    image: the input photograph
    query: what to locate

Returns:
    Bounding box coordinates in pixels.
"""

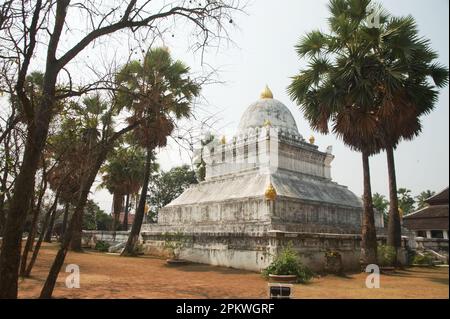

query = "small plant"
[95,240,110,252]
[163,232,187,260]
[412,253,434,266]
[262,245,313,283]
[325,250,341,258]
[324,250,343,275]
[377,245,396,267]
[134,243,145,255]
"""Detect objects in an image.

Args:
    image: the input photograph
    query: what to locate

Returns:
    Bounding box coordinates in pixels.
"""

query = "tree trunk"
[59,202,70,241]
[69,204,84,251]
[44,205,57,243]
[121,149,152,256]
[20,209,37,277]
[360,150,378,268]
[0,119,51,298]
[123,194,130,231]
[40,147,108,298]
[20,174,47,277]
[111,193,124,232]
[386,145,401,264]
[0,131,11,236]
[25,192,59,277]
[0,55,59,295]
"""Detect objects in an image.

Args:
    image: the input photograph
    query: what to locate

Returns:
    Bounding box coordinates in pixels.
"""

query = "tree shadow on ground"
[319,273,354,280]
[164,262,259,276]
[426,277,449,286]
[400,267,441,274]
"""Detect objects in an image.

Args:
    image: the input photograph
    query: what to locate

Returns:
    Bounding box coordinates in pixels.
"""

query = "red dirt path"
[17,243,449,299]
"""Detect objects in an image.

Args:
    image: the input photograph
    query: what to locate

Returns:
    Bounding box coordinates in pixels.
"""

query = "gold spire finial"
[263,119,272,127]
[309,135,315,144]
[260,85,273,99]
[265,182,277,201]
[220,135,226,145]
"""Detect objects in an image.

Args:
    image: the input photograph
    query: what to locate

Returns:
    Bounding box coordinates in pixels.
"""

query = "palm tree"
[397,188,416,216]
[99,146,146,231]
[361,13,449,255]
[46,125,85,241]
[372,193,389,225]
[288,0,386,265]
[116,47,201,256]
[416,190,436,210]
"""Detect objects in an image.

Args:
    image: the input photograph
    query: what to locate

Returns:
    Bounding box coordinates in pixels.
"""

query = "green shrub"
[134,243,145,255]
[95,240,110,252]
[163,232,187,259]
[262,245,313,283]
[412,253,434,265]
[377,245,396,267]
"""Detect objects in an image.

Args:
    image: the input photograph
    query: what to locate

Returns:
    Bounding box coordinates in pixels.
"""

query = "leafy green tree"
[116,47,201,256]
[82,200,102,230]
[95,210,114,231]
[416,190,436,210]
[148,165,198,222]
[398,188,415,216]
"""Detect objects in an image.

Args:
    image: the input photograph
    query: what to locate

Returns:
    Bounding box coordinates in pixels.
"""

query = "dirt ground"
[17,243,449,299]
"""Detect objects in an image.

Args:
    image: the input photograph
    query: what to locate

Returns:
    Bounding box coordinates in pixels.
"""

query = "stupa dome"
[237,85,301,137]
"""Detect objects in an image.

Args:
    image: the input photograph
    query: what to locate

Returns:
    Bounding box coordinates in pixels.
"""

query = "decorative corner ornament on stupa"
[264,182,277,201]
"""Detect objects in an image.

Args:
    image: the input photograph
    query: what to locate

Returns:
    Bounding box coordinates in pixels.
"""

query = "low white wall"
[141,231,408,272]
[82,230,130,248]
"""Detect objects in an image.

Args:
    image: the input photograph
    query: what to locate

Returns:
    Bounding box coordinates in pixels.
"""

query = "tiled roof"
[403,205,448,231]
[426,187,449,205]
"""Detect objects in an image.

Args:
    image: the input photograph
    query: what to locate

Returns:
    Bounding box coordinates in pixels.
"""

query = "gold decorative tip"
[220,135,226,145]
[264,182,277,201]
[263,119,272,127]
[260,85,273,99]
[309,135,315,144]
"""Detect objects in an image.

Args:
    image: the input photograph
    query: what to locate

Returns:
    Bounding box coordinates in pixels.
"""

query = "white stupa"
[141,86,384,271]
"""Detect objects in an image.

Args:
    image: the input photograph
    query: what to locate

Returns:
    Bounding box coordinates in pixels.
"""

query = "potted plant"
[163,232,188,265]
[262,245,313,283]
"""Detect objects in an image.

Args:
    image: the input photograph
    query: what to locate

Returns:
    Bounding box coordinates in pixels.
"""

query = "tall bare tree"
[0,0,242,299]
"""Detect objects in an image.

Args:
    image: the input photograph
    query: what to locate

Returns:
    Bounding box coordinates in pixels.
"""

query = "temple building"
[404,187,449,240]
[141,86,384,271]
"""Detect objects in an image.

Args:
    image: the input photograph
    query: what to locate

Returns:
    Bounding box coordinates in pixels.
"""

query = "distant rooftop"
[426,187,449,206]
[403,186,449,231]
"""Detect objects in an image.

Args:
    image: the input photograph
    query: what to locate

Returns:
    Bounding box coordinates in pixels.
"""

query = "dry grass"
[17,243,449,299]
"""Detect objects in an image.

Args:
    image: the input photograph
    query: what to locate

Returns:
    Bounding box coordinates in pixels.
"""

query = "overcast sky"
[93,0,449,212]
